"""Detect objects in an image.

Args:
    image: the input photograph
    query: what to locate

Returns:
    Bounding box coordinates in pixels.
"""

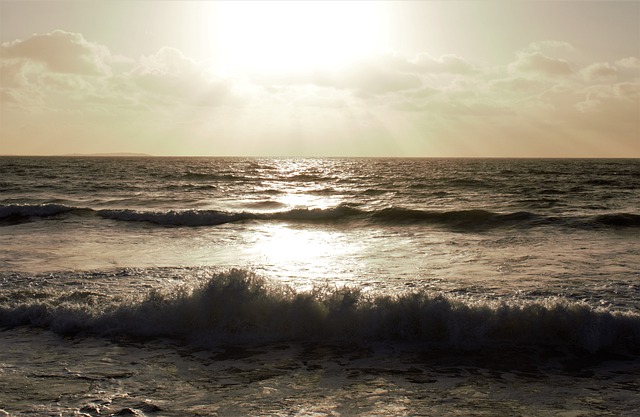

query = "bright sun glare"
[211,1,384,73]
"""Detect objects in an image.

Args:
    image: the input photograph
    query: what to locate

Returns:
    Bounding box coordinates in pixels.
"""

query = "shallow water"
[2,327,639,416]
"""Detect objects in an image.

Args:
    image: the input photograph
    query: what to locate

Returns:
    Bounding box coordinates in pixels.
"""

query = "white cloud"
[0,60,29,88]
[1,31,638,156]
[336,58,423,96]
[0,33,243,112]
[129,47,234,105]
[527,40,576,55]
[509,51,573,77]
[1,30,110,75]
[413,53,475,74]
[615,57,640,70]
[576,82,640,112]
[614,57,640,82]
[251,54,423,96]
[581,62,618,82]
[487,76,548,94]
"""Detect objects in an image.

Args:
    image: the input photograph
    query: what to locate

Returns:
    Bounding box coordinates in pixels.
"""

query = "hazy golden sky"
[1,1,639,157]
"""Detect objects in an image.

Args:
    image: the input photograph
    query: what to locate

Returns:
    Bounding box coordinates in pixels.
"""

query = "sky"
[0,0,639,157]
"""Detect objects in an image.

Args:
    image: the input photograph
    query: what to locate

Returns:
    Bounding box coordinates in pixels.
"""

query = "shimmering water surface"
[1,157,639,416]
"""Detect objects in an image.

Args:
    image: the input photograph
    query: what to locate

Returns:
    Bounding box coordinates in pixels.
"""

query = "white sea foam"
[2,269,638,354]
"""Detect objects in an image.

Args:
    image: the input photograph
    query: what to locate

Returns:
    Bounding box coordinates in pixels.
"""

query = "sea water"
[0,157,639,416]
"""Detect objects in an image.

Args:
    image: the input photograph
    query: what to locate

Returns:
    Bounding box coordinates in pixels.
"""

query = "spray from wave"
[1,269,638,354]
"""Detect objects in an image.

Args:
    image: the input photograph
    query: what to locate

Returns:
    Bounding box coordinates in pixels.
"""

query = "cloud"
[1,30,638,156]
[253,52,477,96]
[487,76,548,94]
[133,46,204,91]
[578,58,639,84]
[576,82,640,112]
[0,31,125,111]
[0,32,240,112]
[0,30,110,75]
[615,57,640,70]
[130,47,233,105]
[413,53,475,74]
[527,40,576,55]
[336,57,423,96]
[509,51,573,77]
[581,62,618,82]
[0,59,29,88]
[253,54,423,96]
[613,57,640,82]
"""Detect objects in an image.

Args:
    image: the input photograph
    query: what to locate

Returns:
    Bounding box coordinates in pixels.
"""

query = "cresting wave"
[2,203,639,230]
[1,269,639,353]
[0,203,83,219]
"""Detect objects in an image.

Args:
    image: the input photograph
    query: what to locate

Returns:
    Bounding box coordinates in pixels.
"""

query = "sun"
[209,1,385,74]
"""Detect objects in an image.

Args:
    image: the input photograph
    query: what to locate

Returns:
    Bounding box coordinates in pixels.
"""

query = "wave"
[369,208,540,229]
[593,213,640,228]
[92,206,550,229]
[447,178,490,188]
[97,208,250,226]
[180,171,249,181]
[178,172,334,183]
[2,203,638,230]
[1,269,638,353]
[244,200,286,210]
[97,205,363,226]
[0,203,75,218]
[0,203,90,224]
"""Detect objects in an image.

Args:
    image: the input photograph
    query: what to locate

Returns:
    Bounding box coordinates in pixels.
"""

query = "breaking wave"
[0,204,91,224]
[1,269,639,354]
[593,213,640,228]
[1,203,638,230]
[97,208,249,226]
[0,203,78,219]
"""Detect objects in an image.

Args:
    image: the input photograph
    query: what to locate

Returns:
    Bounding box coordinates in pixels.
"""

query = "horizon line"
[1,153,639,160]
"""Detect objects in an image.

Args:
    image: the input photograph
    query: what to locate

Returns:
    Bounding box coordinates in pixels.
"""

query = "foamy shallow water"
[1,157,639,415]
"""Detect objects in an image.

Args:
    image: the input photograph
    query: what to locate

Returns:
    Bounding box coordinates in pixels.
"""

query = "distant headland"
[62,153,154,157]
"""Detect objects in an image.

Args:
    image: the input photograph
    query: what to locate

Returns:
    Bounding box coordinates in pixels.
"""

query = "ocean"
[1,156,639,416]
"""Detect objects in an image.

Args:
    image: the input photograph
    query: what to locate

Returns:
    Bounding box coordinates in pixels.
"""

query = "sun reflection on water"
[246,223,362,289]
[277,193,335,210]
